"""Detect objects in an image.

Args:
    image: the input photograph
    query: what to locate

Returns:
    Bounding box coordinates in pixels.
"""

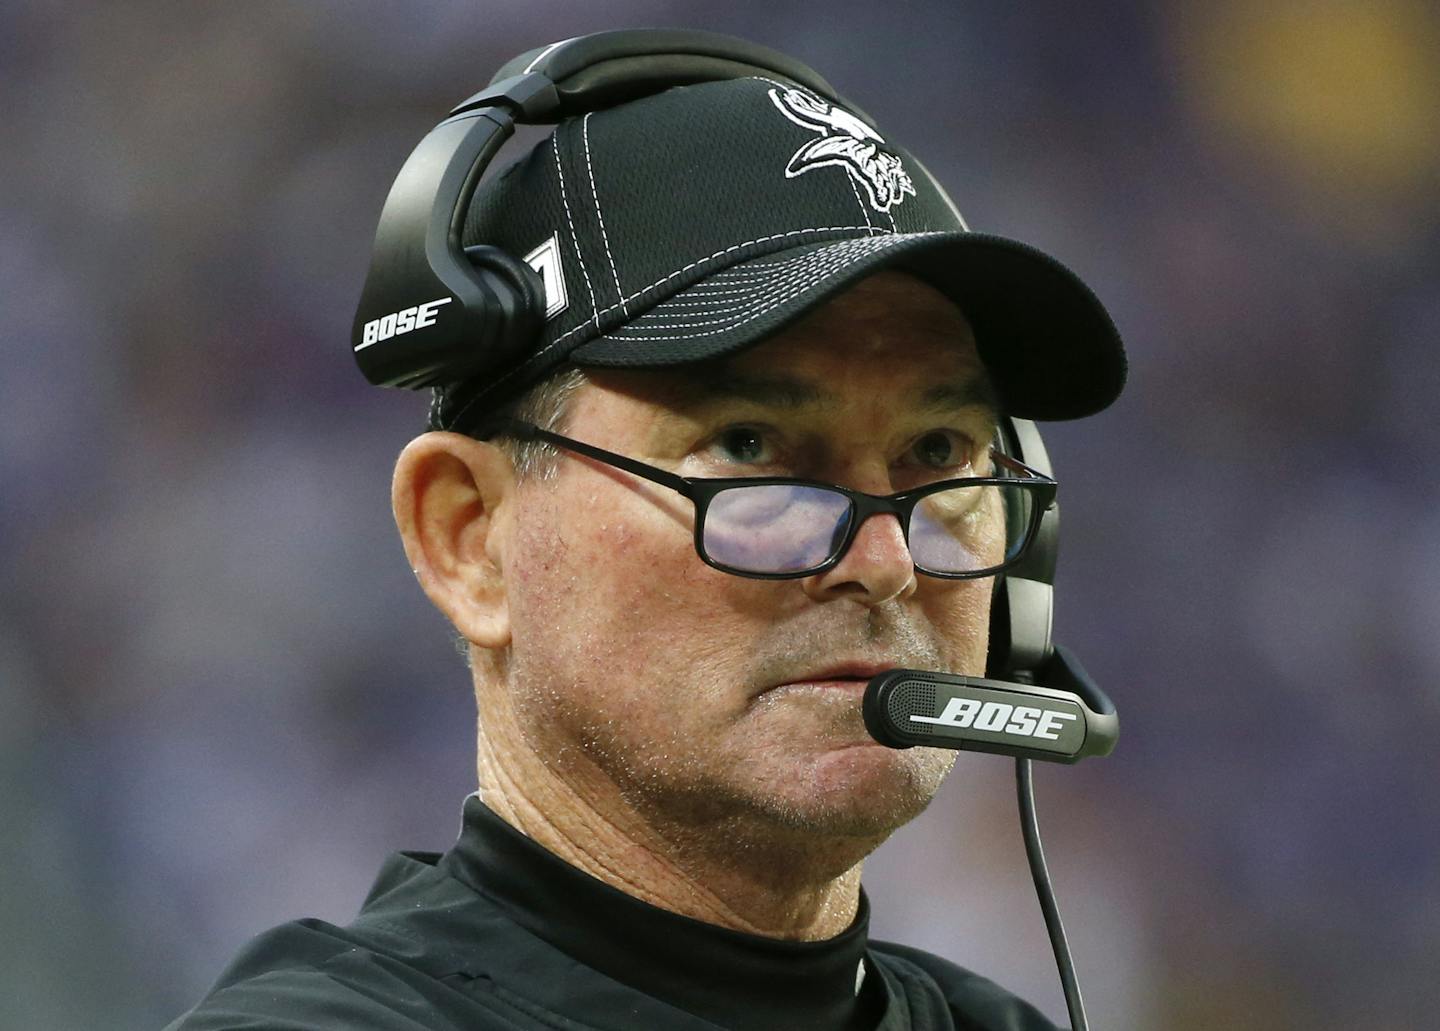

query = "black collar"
[441,795,876,1031]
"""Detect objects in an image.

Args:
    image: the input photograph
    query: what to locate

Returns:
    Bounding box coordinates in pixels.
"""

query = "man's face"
[499,271,998,846]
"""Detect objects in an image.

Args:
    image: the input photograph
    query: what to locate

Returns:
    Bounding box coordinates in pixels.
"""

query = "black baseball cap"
[432,75,1125,433]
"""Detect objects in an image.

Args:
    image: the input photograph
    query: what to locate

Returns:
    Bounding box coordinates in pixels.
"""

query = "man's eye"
[909,430,973,470]
[715,427,770,464]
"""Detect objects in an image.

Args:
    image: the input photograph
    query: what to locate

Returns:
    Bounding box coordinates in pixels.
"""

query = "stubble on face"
[507,572,964,847]
[493,272,995,870]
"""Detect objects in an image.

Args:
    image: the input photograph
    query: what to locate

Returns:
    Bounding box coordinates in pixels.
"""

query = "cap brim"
[569,231,1126,420]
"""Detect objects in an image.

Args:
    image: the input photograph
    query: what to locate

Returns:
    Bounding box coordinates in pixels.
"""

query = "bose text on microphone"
[863,655,1118,763]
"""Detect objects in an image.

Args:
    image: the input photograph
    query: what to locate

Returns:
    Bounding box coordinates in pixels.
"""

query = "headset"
[350,29,849,392]
[352,28,1116,1030]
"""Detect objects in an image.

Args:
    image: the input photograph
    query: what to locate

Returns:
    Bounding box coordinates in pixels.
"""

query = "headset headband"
[489,29,844,113]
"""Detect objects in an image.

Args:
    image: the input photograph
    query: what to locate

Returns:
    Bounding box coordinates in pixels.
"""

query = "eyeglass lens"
[701,482,1034,576]
[704,484,853,573]
[908,483,1026,573]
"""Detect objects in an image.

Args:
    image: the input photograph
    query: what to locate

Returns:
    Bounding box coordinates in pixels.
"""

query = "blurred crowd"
[3,2,1437,1028]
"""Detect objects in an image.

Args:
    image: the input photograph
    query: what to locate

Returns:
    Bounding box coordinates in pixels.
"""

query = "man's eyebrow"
[919,379,1001,417]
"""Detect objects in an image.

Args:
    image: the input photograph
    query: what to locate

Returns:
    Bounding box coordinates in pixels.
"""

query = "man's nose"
[801,511,917,606]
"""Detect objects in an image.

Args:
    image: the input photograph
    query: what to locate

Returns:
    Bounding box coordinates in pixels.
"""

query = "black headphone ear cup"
[427,244,544,384]
[464,244,546,318]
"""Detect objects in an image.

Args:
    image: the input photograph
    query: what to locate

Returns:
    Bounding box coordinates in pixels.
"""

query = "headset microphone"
[862,645,1117,763]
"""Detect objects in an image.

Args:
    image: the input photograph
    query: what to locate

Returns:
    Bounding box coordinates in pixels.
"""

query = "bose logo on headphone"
[909,697,1078,741]
[356,297,454,351]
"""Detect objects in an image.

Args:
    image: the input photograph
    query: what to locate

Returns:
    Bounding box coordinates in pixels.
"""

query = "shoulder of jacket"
[165,852,521,1030]
[163,920,535,1031]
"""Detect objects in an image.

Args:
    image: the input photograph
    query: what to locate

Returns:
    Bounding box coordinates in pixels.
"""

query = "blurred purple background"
[4,2,1438,1028]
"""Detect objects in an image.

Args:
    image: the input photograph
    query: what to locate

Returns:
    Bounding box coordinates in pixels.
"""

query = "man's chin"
[741,743,956,840]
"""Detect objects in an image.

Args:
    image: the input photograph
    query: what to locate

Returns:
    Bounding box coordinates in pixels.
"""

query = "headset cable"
[1017,757,1088,1031]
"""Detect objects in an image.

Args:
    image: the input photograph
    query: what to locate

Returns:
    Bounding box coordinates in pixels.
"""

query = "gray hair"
[488,366,590,481]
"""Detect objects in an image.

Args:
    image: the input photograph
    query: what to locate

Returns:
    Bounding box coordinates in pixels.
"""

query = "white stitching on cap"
[682,235,891,276]
[655,238,881,289]
[648,256,853,299]
[546,226,878,346]
[614,242,908,329]
[661,254,843,287]
[635,239,905,314]
[846,174,876,234]
[582,112,627,316]
[629,237,893,306]
[603,260,868,340]
[603,243,913,340]
[553,128,599,326]
[640,236,905,299]
[627,261,868,323]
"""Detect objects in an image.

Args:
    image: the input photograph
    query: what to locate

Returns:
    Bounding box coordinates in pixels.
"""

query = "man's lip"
[772,663,896,689]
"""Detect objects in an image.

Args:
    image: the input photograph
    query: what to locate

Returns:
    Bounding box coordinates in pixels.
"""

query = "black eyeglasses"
[495,420,1056,581]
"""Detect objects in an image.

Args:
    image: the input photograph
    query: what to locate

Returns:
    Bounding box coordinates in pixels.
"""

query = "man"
[169,34,1123,1031]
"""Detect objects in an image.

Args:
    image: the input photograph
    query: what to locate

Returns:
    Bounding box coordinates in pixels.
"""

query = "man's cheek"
[512,531,568,585]
[928,584,994,672]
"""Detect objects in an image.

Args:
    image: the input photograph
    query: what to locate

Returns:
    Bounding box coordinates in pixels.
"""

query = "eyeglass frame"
[491,418,1058,582]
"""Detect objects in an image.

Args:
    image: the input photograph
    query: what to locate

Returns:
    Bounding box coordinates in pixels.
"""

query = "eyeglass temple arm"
[497,419,693,495]
[990,448,1054,482]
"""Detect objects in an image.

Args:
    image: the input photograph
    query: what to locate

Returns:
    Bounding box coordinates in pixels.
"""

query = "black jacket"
[166,796,1061,1030]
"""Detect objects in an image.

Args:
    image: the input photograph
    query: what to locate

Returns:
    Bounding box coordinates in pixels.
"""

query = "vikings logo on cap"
[768,86,917,213]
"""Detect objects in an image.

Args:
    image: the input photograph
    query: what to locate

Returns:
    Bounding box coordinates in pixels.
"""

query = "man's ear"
[392,431,516,649]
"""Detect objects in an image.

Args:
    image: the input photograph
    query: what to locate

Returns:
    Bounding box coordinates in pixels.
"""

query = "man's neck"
[474,711,873,941]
